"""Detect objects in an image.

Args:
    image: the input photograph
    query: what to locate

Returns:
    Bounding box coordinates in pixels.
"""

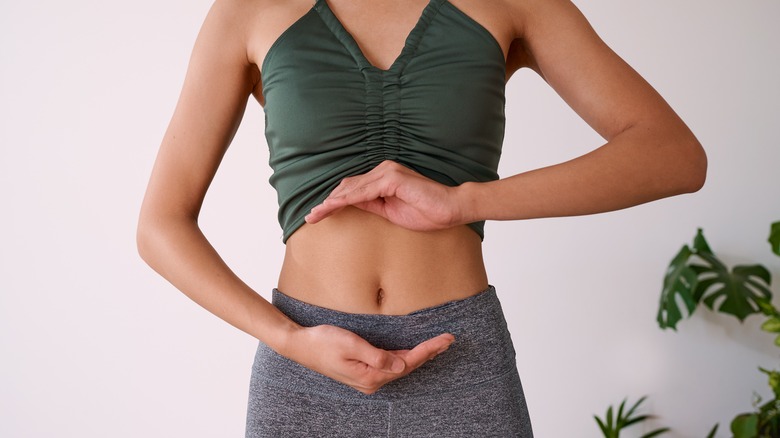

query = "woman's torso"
[245,0,524,314]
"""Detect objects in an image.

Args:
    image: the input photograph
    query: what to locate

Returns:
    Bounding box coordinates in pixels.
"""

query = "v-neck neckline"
[316,0,446,74]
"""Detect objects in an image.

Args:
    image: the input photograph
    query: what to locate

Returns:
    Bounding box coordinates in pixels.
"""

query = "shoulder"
[499,0,606,74]
[202,0,299,45]
[207,0,317,74]
[198,0,308,69]
[499,0,590,32]
[193,0,260,57]
[203,0,269,37]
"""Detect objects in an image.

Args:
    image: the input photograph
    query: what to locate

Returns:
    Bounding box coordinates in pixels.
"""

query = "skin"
[137,0,707,395]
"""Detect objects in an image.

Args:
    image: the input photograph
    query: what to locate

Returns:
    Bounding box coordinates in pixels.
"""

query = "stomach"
[277,206,489,315]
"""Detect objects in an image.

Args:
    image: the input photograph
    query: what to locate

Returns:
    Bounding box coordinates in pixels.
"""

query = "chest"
[251,0,518,104]
[260,0,507,161]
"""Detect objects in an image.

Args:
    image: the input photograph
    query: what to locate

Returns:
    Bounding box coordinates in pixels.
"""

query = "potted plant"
[655,221,780,437]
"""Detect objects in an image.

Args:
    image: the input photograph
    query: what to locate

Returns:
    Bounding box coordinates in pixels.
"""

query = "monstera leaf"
[693,258,772,322]
[657,245,698,330]
[771,221,780,257]
[658,229,773,329]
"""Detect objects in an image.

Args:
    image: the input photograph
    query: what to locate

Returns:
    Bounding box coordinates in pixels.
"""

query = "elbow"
[676,136,707,194]
[136,215,156,266]
[136,207,198,270]
[651,124,707,196]
[136,209,168,267]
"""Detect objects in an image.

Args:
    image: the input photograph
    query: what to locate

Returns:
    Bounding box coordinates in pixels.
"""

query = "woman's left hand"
[305,160,467,231]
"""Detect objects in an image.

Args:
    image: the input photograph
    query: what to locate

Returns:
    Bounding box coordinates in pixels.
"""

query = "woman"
[137,0,707,435]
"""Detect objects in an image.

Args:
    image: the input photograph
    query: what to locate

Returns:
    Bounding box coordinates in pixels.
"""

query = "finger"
[306,170,393,223]
[349,337,407,374]
[306,181,391,223]
[304,202,346,224]
[334,178,394,205]
[305,195,376,223]
[328,170,386,199]
[394,333,455,371]
[351,199,389,219]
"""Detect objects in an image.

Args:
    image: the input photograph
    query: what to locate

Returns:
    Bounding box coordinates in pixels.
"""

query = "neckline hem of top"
[260,0,507,79]
[315,0,445,74]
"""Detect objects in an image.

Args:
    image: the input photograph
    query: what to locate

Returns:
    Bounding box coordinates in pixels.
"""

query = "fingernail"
[391,358,405,373]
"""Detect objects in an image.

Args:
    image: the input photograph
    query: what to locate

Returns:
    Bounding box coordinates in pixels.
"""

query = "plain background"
[2,0,779,436]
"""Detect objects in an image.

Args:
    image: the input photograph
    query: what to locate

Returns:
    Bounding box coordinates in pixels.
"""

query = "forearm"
[136,216,299,352]
[458,124,706,222]
[135,214,457,394]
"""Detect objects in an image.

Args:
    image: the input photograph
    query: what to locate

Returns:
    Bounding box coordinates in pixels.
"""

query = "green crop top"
[261,0,507,242]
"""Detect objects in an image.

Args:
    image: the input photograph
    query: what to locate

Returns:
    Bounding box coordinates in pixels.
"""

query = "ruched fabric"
[261,0,507,242]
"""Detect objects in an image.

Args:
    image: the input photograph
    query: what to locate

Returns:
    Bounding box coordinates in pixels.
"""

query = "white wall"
[2,0,778,436]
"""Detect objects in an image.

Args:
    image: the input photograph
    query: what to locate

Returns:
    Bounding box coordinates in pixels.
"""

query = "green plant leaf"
[624,395,648,420]
[657,245,698,329]
[594,415,609,436]
[731,413,758,438]
[616,398,627,429]
[640,427,670,438]
[757,299,780,317]
[706,423,719,438]
[756,395,780,436]
[696,261,772,322]
[759,367,780,399]
[770,221,780,256]
[596,396,669,438]
[623,414,652,429]
[761,317,780,333]
[693,227,714,255]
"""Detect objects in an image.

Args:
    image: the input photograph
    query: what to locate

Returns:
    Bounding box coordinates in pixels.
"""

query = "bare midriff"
[277,206,489,315]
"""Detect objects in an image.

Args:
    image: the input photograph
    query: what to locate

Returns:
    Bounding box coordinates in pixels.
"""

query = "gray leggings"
[245,285,534,437]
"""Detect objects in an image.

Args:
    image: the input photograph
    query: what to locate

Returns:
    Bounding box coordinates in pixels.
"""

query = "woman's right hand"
[281,324,455,395]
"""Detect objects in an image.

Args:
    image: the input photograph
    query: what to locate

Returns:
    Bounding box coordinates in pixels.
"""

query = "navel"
[376,287,385,306]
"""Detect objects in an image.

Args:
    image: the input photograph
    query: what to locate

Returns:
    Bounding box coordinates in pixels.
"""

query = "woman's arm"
[136,0,450,395]
[458,0,707,222]
[305,0,706,227]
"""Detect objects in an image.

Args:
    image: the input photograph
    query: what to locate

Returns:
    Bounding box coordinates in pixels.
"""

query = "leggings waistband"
[253,285,518,401]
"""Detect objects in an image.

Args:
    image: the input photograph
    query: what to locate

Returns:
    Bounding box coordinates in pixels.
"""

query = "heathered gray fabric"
[245,285,534,437]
